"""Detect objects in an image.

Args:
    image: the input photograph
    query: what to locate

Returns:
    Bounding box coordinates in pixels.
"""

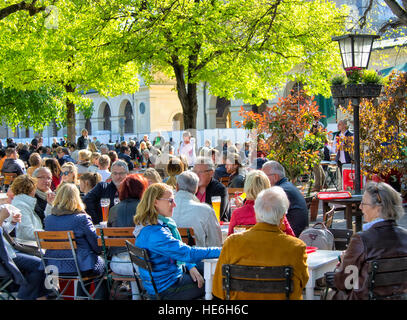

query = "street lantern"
[332,34,380,70]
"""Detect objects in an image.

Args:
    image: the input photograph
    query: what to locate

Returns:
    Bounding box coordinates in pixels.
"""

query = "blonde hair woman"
[26,152,42,176]
[163,156,184,189]
[227,170,295,236]
[44,183,107,298]
[132,183,220,299]
[77,149,92,174]
[60,162,79,185]
[143,167,162,186]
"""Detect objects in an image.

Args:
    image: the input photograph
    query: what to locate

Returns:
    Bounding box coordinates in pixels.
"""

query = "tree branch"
[0,0,47,20]
[383,0,407,26]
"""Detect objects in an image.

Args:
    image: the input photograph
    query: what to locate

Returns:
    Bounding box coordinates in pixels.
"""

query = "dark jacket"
[43,207,104,274]
[0,227,25,286]
[83,181,119,225]
[213,164,229,181]
[58,154,76,166]
[1,158,24,176]
[34,193,48,225]
[228,171,245,188]
[334,220,407,300]
[18,150,30,163]
[77,135,90,150]
[203,178,230,222]
[107,198,139,256]
[334,130,353,164]
[276,177,308,237]
[118,153,134,171]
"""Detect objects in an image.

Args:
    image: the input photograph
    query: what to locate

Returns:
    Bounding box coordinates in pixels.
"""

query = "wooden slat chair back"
[222,264,293,300]
[177,227,196,246]
[322,206,335,229]
[2,173,17,192]
[328,228,353,251]
[367,256,407,300]
[35,230,105,300]
[125,240,160,300]
[96,227,140,299]
[219,176,230,187]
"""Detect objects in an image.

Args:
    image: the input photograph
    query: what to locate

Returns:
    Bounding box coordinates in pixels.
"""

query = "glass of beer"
[211,196,221,222]
[100,198,110,222]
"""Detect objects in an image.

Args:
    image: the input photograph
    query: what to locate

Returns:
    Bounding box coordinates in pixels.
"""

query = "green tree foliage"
[106,0,347,129]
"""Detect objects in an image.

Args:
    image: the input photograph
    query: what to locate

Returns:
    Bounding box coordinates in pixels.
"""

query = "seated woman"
[79,172,102,197]
[11,175,43,242]
[225,152,246,188]
[43,183,107,299]
[60,162,79,186]
[44,158,62,191]
[143,168,162,186]
[133,183,221,300]
[228,170,295,237]
[332,181,407,300]
[107,174,148,299]
[26,152,42,177]
[88,152,101,173]
[76,149,92,174]
[163,156,185,189]
[0,205,51,300]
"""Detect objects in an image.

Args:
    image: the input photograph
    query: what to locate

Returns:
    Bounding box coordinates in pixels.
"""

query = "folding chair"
[2,173,17,192]
[177,227,196,246]
[328,228,353,250]
[222,264,293,300]
[367,256,407,300]
[125,240,161,300]
[96,227,140,299]
[35,230,106,300]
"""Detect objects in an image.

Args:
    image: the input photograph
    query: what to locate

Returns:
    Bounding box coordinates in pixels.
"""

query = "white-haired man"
[212,186,309,300]
[172,171,222,247]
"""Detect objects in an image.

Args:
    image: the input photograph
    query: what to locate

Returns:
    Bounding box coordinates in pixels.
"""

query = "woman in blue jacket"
[43,183,107,299]
[133,183,221,300]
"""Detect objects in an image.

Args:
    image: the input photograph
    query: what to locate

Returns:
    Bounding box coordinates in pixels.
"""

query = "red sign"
[343,168,363,190]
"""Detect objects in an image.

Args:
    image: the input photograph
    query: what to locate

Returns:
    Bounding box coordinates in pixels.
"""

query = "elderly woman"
[60,162,79,186]
[228,170,295,237]
[212,186,309,300]
[76,149,92,174]
[332,181,407,300]
[133,183,221,299]
[10,175,43,242]
[43,183,107,299]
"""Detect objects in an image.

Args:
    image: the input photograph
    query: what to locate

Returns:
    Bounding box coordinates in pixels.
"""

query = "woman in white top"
[10,174,43,242]
[178,131,196,168]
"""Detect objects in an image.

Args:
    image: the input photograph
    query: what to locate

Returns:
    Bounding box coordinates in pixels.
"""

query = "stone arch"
[172,113,184,131]
[216,97,231,128]
[98,102,112,131]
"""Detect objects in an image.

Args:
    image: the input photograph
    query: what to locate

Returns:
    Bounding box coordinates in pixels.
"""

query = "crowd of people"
[0,126,406,300]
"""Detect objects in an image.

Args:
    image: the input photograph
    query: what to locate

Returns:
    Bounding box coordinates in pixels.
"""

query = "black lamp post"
[331,33,381,195]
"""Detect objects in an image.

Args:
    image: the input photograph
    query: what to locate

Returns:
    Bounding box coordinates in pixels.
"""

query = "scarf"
[158,214,185,266]
[36,189,49,201]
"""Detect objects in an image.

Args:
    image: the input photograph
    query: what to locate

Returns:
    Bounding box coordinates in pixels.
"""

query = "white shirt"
[97,169,111,182]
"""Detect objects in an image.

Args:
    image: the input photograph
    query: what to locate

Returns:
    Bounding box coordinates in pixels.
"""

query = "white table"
[202,249,342,300]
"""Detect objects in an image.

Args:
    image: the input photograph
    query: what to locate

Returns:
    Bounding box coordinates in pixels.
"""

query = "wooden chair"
[219,176,230,187]
[2,173,17,192]
[322,206,335,229]
[367,256,407,300]
[96,227,140,300]
[328,228,354,250]
[35,230,105,300]
[177,227,196,246]
[125,240,160,300]
[222,264,293,300]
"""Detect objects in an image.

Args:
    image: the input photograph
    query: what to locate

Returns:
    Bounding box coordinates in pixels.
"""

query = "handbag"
[298,222,335,250]
[3,231,41,258]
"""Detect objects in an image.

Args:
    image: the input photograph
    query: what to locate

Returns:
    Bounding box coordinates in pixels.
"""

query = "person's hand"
[189,267,204,288]
[47,191,56,205]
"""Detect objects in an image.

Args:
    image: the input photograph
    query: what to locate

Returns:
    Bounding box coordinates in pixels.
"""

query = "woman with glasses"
[331,181,407,300]
[133,183,221,299]
[60,162,78,186]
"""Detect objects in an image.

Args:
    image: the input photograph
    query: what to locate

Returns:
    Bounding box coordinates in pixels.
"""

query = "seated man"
[1,147,25,176]
[56,146,76,166]
[172,171,222,247]
[225,152,245,188]
[118,145,134,171]
[193,156,230,222]
[83,160,129,224]
[262,161,308,237]
[32,167,53,225]
[213,151,229,181]
[212,186,309,300]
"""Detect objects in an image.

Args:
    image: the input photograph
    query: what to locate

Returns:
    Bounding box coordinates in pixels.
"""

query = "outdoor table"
[202,249,342,300]
[0,192,8,204]
[321,194,363,231]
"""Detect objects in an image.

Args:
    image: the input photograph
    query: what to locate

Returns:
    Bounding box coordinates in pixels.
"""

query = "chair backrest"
[35,230,77,250]
[221,264,293,300]
[3,173,17,186]
[323,206,335,229]
[219,176,230,187]
[177,227,196,246]
[125,240,160,300]
[328,228,353,251]
[96,227,135,247]
[367,256,407,300]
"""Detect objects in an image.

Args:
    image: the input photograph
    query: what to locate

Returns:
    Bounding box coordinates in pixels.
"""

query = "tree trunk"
[172,57,198,130]
[65,84,76,144]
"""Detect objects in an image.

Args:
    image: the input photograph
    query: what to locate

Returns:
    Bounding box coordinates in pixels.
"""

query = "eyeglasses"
[37,176,52,180]
[112,171,127,176]
[192,169,212,175]
[360,202,375,207]
[61,171,71,176]
[158,198,175,204]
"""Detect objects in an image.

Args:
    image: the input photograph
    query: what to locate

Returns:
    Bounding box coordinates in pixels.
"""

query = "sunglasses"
[61,171,72,176]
